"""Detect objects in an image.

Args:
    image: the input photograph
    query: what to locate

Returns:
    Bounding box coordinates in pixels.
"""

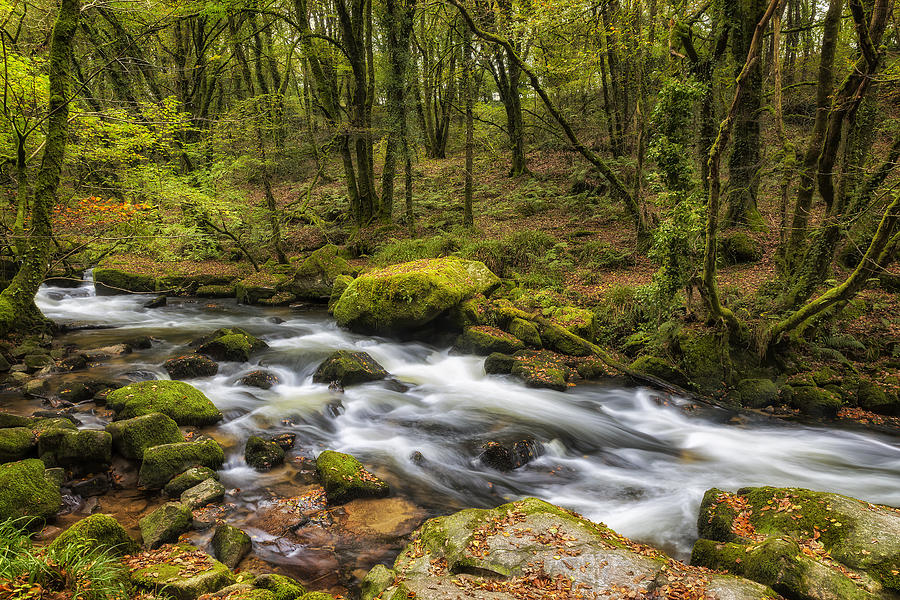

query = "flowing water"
[31,275,900,580]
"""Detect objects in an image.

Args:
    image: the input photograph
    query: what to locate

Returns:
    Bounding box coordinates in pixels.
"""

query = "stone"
[0,412,33,428]
[316,450,389,505]
[24,378,50,397]
[93,268,157,294]
[270,433,296,451]
[49,513,139,556]
[164,354,219,380]
[37,428,112,468]
[144,295,167,309]
[211,522,252,569]
[57,379,123,403]
[83,344,132,360]
[239,370,279,389]
[57,354,88,372]
[139,502,193,549]
[328,274,354,313]
[479,439,544,471]
[510,352,570,391]
[244,436,285,471]
[539,323,593,357]
[106,412,183,460]
[194,328,268,362]
[788,385,843,418]
[253,573,306,600]
[70,474,110,497]
[629,355,690,389]
[196,285,236,298]
[718,232,763,265]
[0,459,62,522]
[0,427,35,463]
[333,257,501,334]
[280,244,354,302]
[736,378,778,409]
[139,439,225,489]
[129,543,236,600]
[165,467,219,497]
[508,317,542,347]
[484,353,516,374]
[857,379,899,416]
[0,354,9,372]
[24,354,54,372]
[312,350,388,386]
[180,478,225,509]
[547,306,597,341]
[107,380,223,426]
[455,326,525,355]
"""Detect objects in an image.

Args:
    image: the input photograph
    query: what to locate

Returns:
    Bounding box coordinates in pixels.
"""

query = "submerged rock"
[194,328,268,362]
[363,497,777,600]
[165,354,219,379]
[333,257,500,334]
[106,412,183,460]
[479,439,544,471]
[245,436,285,471]
[140,502,193,549]
[107,380,223,426]
[50,513,139,556]
[139,439,225,489]
[315,450,389,504]
[312,350,388,386]
[127,543,236,600]
[692,486,899,599]
[239,369,279,389]
[144,295,167,309]
[0,458,62,522]
[211,522,252,569]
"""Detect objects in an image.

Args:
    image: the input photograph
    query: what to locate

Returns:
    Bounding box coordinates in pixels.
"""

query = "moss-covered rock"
[333,258,500,334]
[235,273,287,305]
[360,564,395,600]
[547,306,596,341]
[140,502,193,548]
[211,522,252,569]
[24,354,54,371]
[484,353,516,374]
[788,385,843,418]
[195,285,236,298]
[195,328,268,363]
[629,355,689,389]
[106,412,183,460]
[253,574,306,600]
[0,413,34,428]
[181,477,226,509]
[693,486,900,599]
[857,379,899,416]
[736,378,778,409]
[37,428,111,468]
[164,466,219,497]
[674,330,730,394]
[507,317,542,347]
[281,245,354,302]
[0,458,62,522]
[244,436,285,471]
[300,593,336,600]
[719,233,763,265]
[129,543,237,600]
[165,354,219,379]
[0,427,35,463]
[312,350,388,386]
[93,268,157,294]
[327,274,354,313]
[539,323,593,357]
[50,513,139,556]
[315,450,389,504]
[107,380,223,426]
[511,354,568,391]
[455,326,525,355]
[139,439,225,489]
[239,370,279,389]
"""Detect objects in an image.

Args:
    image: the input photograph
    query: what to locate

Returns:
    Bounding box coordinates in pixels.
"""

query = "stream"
[28,274,900,585]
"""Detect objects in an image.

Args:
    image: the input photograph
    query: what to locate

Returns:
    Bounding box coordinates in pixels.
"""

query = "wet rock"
[107,412,183,460]
[785,384,843,418]
[245,436,285,471]
[239,370,279,389]
[0,459,62,522]
[455,325,525,355]
[0,412,33,428]
[37,428,112,469]
[194,327,268,362]
[144,295,167,309]
[139,439,225,489]
[736,378,778,409]
[508,317,542,347]
[93,268,157,294]
[164,354,219,379]
[328,274,354,313]
[211,522,252,569]
[181,478,226,509]
[253,573,306,600]
[312,350,388,386]
[49,513,139,556]
[479,439,544,471]
[629,355,690,389]
[693,486,899,599]
[83,344,131,360]
[484,352,516,374]
[32,411,81,425]
[165,466,219,497]
[107,380,223,426]
[57,354,88,372]
[58,379,123,403]
[315,450,389,505]
[139,502,193,548]
[0,354,9,372]
[196,285,236,298]
[70,474,110,497]
[280,244,355,302]
[0,427,36,463]
[511,354,568,391]
[192,504,232,530]
[363,497,775,600]
[24,378,50,397]
[128,543,236,599]
[24,354,54,372]
[125,335,153,350]
[271,433,296,451]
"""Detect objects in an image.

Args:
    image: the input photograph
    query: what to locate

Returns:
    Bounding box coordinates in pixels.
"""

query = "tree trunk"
[463,22,474,227]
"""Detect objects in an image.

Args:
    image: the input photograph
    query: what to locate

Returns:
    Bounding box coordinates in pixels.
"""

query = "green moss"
[139,439,225,489]
[106,412,183,460]
[107,380,223,426]
[283,245,354,302]
[31,417,76,435]
[164,466,218,497]
[328,274,354,312]
[181,477,225,508]
[630,355,690,388]
[736,378,778,409]
[484,353,516,374]
[130,543,236,600]
[300,593,337,600]
[254,573,306,600]
[539,323,592,357]
[37,428,111,468]
[49,513,139,556]
[211,522,251,569]
[333,258,500,334]
[718,233,763,265]
[196,328,268,362]
[360,565,396,600]
[857,379,898,415]
[511,358,567,391]
[508,318,541,347]
[0,413,33,428]
[164,354,219,379]
[789,386,842,418]
[0,458,62,522]
[546,306,596,341]
[0,427,35,463]
[455,326,525,355]
[93,268,157,293]
[315,450,389,504]
[675,330,730,394]
[312,350,388,385]
[195,284,236,298]
[139,502,193,548]
[244,436,285,470]
[235,273,286,304]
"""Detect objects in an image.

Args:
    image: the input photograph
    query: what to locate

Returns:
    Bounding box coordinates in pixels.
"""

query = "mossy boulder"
[0,458,62,522]
[281,244,354,302]
[139,439,225,489]
[0,413,34,428]
[235,273,287,305]
[107,380,223,426]
[546,306,596,341]
[195,285,236,298]
[0,427,35,463]
[693,486,900,599]
[315,450,389,504]
[211,522,252,569]
[24,353,54,371]
[539,323,593,357]
[484,353,516,375]
[239,370,279,389]
[165,354,219,379]
[630,355,690,389]
[37,428,112,468]
[129,543,237,600]
[857,379,899,416]
[50,513,139,556]
[507,317,541,347]
[719,233,763,265]
[736,378,778,409]
[139,502,194,548]
[312,350,388,386]
[327,274,354,313]
[367,497,775,600]
[455,326,525,355]
[333,257,500,334]
[195,328,268,363]
[181,477,226,508]
[106,412,183,460]
[787,385,843,418]
[253,574,306,600]
[245,436,285,471]
[674,330,730,394]
[164,466,219,497]
[93,268,157,294]
[511,353,568,391]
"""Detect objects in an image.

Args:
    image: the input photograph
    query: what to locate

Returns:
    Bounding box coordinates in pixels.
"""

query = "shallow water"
[34,275,900,567]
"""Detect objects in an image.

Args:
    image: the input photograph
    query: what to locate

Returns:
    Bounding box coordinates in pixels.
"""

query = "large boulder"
[106,412,183,460]
[180,477,225,508]
[312,350,388,386]
[333,258,500,334]
[0,427,35,463]
[194,328,268,362]
[362,497,777,600]
[244,436,285,471]
[50,513,139,556]
[0,459,62,522]
[315,450,389,504]
[164,354,219,379]
[139,439,225,489]
[139,502,193,548]
[37,428,112,469]
[692,486,900,600]
[127,543,236,600]
[253,574,306,600]
[211,522,252,569]
[107,380,223,426]
[280,244,354,302]
[93,267,157,294]
[455,326,525,355]
[164,466,219,497]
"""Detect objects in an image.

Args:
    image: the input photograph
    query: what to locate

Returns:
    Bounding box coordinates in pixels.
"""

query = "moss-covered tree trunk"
[0,0,80,336]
